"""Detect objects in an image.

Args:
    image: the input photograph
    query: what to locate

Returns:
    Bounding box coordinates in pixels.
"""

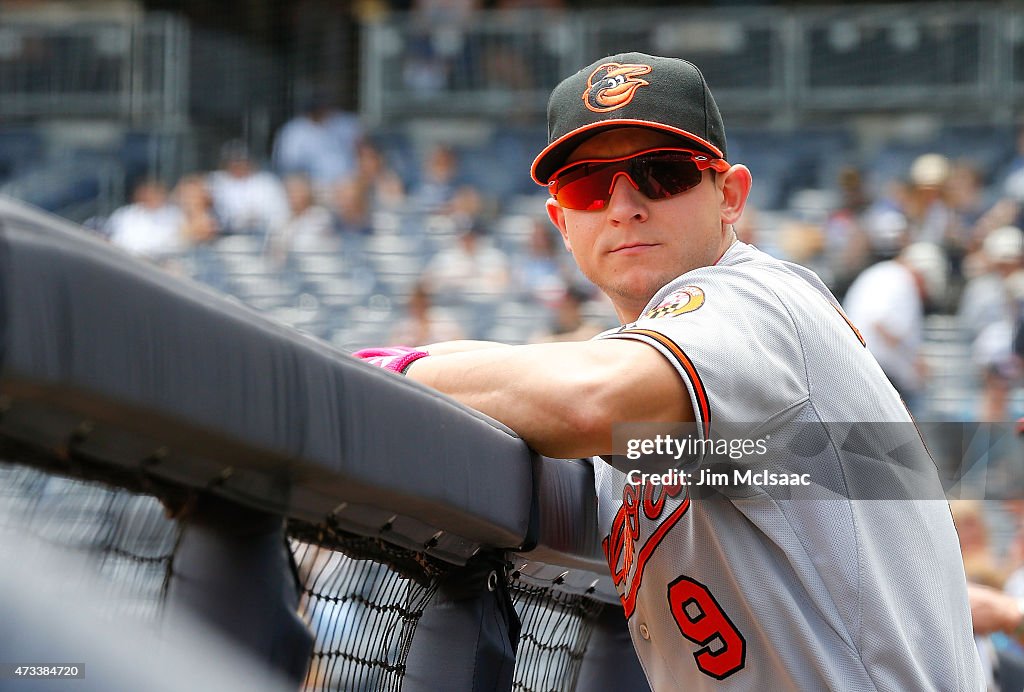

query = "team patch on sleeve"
[643,286,705,320]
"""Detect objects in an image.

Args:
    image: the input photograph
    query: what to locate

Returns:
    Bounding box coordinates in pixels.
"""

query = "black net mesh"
[291,542,436,692]
[0,461,179,623]
[509,583,605,692]
[0,459,607,692]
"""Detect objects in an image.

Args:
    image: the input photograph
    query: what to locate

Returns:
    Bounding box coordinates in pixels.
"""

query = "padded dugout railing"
[0,195,647,691]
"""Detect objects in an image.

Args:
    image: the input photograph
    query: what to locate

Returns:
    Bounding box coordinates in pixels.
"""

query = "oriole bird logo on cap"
[583,62,652,113]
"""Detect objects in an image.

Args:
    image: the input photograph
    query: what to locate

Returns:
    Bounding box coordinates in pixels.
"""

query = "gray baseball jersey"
[593,241,982,691]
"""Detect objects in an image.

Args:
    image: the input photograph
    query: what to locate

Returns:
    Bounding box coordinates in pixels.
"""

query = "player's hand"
[351,346,429,375]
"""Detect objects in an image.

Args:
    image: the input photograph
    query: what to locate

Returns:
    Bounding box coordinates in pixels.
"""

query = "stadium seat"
[0,128,45,182]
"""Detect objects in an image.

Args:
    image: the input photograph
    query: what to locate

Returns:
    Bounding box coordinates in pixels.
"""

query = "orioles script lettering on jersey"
[602,479,688,619]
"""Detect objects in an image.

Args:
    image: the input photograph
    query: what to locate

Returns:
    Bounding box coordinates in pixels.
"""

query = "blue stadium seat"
[935,124,1015,179]
[0,161,111,219]
[0,129,45,182]
[730,128,858,210]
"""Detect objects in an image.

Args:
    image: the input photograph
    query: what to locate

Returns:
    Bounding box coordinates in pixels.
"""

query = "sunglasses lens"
[637,156,704,199]
[552,152,708,211]
[555,167,617,211]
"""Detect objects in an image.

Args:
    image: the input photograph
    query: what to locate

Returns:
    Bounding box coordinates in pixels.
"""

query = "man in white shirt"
[105,178,184,259]
[844,241,946,412]
[207,140,290,238]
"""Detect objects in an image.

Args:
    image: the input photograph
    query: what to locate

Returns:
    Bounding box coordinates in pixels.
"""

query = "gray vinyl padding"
[0,195,616,600]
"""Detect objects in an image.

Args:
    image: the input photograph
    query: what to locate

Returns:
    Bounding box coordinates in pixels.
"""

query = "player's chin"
[605,271,674,307]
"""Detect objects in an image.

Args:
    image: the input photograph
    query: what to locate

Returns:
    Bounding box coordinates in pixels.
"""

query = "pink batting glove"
[351,346,429,375]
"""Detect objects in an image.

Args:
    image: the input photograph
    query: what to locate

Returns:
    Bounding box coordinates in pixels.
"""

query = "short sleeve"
[599,272,810,440]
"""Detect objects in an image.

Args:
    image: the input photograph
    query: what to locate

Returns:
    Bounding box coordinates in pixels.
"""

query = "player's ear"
[546,198,573,253]
[718,164,752,226]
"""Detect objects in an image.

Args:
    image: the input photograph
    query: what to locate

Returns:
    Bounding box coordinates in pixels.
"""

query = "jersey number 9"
[668,575,746,679]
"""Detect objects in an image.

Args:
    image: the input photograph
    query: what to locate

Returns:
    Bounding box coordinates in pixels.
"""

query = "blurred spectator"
[1001,125,1024,201]
[966,581,1024,692]
[272,94,362,190]
[861,207,911,261]
[965,229,1024,423]
[973,311,1022,423]
[446,184,491,230]
[947,161,990,242]
[822,167,873,299]
[423,222,509,297]
[352,140,406,210]
[734,205,760,247]
[1001,499,1024,599]
[411,0,478,36]
[951,500,1019,691]
[941,159,991,288]
[514,219,569,305]
[531,284,606,343]
[273,174,335,256]
[411,145,462,212]
[174,174,221,246]
[331,177,374,236]
[1016,274,1024,366]
[843,242,947,414]
[952,500,1006,589]
[105,178,184,259]
[328,140,407,236]
[389,280,466,345]
[402,38,449,95]
[972,161,1024,248]
[904,153,956,248]
[208,140,290,238]
[403,0,480,94]
[959,226,1024,341]
[777,220,825,267]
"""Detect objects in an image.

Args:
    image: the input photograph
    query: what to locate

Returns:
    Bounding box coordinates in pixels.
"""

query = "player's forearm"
[421,340,511,355]
[405,339,691,458]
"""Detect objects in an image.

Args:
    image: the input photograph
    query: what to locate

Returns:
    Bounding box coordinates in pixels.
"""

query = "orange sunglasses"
[548,147,730,211]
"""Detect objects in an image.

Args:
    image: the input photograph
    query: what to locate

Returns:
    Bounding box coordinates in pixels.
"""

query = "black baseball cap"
[531,52,728,186]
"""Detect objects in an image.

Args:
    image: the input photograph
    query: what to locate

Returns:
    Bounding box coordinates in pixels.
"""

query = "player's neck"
[614,300,648,325]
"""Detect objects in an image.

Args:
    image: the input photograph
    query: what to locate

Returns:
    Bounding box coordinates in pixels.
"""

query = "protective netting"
[0,460,606,692]
[0,461,179,624]
[291,541,436,692]
[509,583,605,692]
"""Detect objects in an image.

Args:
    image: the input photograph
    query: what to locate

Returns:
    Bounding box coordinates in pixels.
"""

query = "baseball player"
[357,52,983,690]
